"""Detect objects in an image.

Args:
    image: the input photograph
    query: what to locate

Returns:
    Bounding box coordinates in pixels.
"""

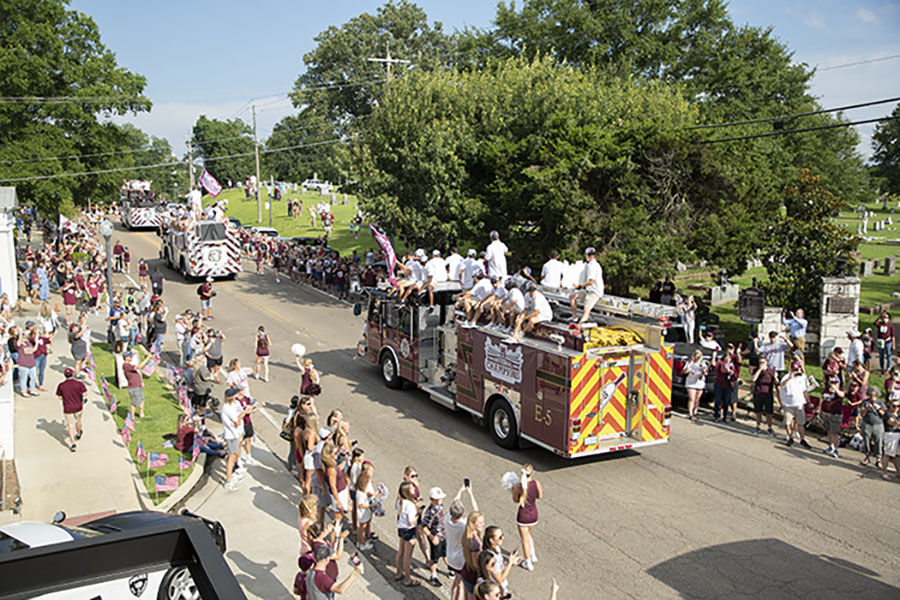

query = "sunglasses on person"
[409,473,418,479]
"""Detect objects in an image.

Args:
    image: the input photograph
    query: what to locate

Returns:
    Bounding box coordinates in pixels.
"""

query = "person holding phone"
[513,464,542,571]
[446,483,479,600]
[221,387,257,491]
[860,387,886,468]
[684,350,707,422]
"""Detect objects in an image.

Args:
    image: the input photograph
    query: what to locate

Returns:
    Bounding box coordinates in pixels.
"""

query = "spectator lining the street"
[394,480,421,587]
[421,486,448,587]
[779,361,812,449]
[860,388,886,468]
[513,463,542,572]
[874,310,894,373]
[881,400,900,480]
[752,356,777,436]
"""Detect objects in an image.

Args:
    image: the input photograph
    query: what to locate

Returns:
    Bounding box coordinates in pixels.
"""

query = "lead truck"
[360,283,678,458]
[159,217,242,280]
[120,181,162,229]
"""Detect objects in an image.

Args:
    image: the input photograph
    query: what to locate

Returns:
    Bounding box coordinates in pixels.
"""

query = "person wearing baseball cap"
[459,249,481,291]
[778,359,812,449]
[510,282,553,342]
[122,350,153,423]
[198,277,215,321]
[221,385,257,491]
[56,367,87,452]
[422,487,448,587]
[458,269,493,324]
[308,541,363,597]
[569,246,604,326]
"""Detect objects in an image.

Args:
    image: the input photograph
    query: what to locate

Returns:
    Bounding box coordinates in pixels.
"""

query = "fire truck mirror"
[353,303,362,316]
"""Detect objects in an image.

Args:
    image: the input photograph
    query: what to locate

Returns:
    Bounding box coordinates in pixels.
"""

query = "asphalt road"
[112,221,900,600]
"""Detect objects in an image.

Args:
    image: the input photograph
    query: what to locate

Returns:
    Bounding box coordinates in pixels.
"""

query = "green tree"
[348,56,760,291]
[0,0,150,214]
[292,0,455,127]
[190,116,255,188]
[264,109,339,184]
[871,103,900,195]
[762,169,858,316]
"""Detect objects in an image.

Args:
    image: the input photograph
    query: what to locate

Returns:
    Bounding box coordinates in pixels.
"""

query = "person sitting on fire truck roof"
[398,251,425,302]
[492,278,526,333]
[458,270,489,322]
[471,275,504,325]
[569,247,604,326]
[422,249,449,310]
[510,283,554,342]
[459,249,480,291]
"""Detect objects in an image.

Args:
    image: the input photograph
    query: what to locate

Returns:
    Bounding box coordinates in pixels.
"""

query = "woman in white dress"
[685,349,708,422]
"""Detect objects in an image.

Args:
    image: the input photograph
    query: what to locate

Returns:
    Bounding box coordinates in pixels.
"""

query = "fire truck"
[359,284,679,458]
[120,181,162,229]
[160,218,242,280]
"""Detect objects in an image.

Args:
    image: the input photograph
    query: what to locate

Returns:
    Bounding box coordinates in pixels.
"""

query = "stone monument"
[818,276,861,363]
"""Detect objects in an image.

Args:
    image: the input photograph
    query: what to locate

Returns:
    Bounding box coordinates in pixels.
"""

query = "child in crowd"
[421,487,449,587]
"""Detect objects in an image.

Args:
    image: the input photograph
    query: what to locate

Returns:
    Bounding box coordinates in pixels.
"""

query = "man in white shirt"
[484,230,508,279]
[494,279,525,330]
[460,272,494,323]
[174,313,188,367]
[754,331,791,375]
[445,247,462,282]
[459,249,480,290]
[423,250,448,309]
[847,330,864,368]
[221,387,256,491]
[511,283,554,341]
[540,250,564,289]
[399,250,427,302]
[188,186,202,219]
[569,247,604,325]
[778,362,812,448]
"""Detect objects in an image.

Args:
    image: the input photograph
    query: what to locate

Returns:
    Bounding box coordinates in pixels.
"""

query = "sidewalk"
[182,435,402,600]
[13,316,140,521]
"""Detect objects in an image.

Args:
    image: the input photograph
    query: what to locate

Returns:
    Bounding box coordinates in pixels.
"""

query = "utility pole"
[187,138,195,190]
[367,41,410,93]
[269,174,274,227]
[253,104,262,223]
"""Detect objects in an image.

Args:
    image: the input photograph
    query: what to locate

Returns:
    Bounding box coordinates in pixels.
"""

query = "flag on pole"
[101,375,110,396]
[125,413,136,432]
[136,441,147,464]
[148,452,169,468]
[120,425,131,444]
[370,225,398,289]
[141,362,157,377]
[199,169,223,198]
[89,354,97,372]
[59,214,78,233]
[191,442,201,462]
[154,475,179,493]
[109,395,117,414]
[178,456,192,471]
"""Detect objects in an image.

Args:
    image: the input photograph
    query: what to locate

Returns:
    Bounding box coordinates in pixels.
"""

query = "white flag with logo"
[199,169,223,198]
[58,214,77,233]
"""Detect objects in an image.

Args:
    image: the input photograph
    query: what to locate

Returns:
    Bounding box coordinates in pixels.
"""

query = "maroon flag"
[199,170,223,198]
[370,225,397,288]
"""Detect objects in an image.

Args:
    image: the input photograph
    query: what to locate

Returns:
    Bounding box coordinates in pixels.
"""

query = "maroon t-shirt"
[311,541,339,580]
[122,362,143,389]
[313,570,335,594]
[176,424,195,452]
[820,391,843,414]
[57,378,87,413]
[753,368,776,399]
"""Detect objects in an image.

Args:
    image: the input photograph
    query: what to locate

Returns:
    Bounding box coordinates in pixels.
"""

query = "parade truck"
[160,219,242,280]
[120,181,162,229]
[358,285,679,458]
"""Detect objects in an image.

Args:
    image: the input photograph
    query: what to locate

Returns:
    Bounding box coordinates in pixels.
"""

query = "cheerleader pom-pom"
[291,343,306,357]
[377,482,390,500]
[500,471,520,492]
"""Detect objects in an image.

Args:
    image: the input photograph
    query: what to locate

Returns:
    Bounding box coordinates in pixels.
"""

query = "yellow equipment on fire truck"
[359,282,679,458]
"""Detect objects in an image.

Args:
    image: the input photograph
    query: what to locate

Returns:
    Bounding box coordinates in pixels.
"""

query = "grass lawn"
[207,188,379,256]
[92,343,194,505]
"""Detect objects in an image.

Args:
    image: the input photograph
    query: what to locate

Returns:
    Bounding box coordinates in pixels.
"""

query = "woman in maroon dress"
[513,463,542,572]
[252,326,271,382]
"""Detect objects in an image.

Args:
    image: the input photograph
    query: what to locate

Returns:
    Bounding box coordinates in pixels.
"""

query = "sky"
[71,0,900,160]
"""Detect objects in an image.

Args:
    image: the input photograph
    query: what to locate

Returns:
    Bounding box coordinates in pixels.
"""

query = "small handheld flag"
[125,414,136,432]
[119,425,131,444]
[148,452,169,469]
[178,456,192,471]
[191,441,200,462]
[155,475,179,493]
[136,441,147,464]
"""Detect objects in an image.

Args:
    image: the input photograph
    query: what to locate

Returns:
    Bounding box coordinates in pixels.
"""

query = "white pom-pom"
[291,343,306,357]
[500,471,520,492]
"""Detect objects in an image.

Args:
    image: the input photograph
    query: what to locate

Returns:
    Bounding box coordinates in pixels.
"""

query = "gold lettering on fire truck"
[484,338,523,385]
[534,404,552,426]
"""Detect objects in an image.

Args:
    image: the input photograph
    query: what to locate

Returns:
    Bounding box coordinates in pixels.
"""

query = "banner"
[370,224,398,288]
[58,214,77,234]
[199,170,223,198]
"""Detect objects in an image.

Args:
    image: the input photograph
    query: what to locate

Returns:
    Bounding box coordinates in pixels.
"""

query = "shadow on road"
[35,418,69,449]
[226,550,291,599]
[647,538,900,599]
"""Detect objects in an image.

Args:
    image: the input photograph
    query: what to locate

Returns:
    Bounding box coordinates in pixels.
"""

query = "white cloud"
[803,11,826,28]
[857,8,877,22]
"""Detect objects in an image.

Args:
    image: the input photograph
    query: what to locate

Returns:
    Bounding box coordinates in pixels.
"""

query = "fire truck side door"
[366,298,383,359]
[625,353,646,439]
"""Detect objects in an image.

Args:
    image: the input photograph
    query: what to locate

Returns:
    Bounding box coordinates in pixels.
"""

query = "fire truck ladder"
[540,288,681,322]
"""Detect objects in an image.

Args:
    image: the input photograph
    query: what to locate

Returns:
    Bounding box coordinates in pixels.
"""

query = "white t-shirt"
[700,339,722,353]
[507,287,526,312]
[485,240,508,279]
[188,189,202,211]
[226,368,251,395]
[221,400,245,441]
[460,258,481,289]
[580,260,604,296]
[528,291,553,322]
[684,361,706,389]
[427,257,448,283]
[444,516,467,571]
[446,253,462,281]
[847,339,864,367]
[541,259,564,288]
[413,261,429,283]
[470,279,493,302]
[397,498,417,529]
[780,373,808,408]
[757,341,790,372]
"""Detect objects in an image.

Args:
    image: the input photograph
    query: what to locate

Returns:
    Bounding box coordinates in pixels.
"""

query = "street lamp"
[99,218,114,312]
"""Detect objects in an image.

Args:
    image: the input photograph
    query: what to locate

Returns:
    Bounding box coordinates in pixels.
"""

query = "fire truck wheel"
[380,352,402,389]
[489,398,518,449]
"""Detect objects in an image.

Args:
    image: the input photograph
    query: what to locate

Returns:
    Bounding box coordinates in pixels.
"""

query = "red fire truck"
[359,284,678,458]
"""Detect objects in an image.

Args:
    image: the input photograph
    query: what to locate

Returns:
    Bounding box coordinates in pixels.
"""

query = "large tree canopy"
[0,0,150,214]
[348,56,778,291]
[190,116,255,188]
[871,103,900,196]
[291,0,454,127]
[264,109,340,185]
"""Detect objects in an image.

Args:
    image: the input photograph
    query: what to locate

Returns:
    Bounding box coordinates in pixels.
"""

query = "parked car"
[0,509,225,600]
[301,179,332,194]
[250,226,279,238]
[227,217,242,229]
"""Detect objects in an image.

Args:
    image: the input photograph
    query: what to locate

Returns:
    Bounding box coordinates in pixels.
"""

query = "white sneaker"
[225,481,238,491]
[244,456,258,466]
[358,542,373,551]
[236,458,245,469]
[233,472,245,482]
[521,559,534,571]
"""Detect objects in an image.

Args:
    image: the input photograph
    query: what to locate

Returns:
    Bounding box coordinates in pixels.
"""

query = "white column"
[0,207,17,308]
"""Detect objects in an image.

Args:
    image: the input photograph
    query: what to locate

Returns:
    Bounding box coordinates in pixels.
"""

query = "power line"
[2,147,175,166]
[0,95,145,103]
[818,53,900,72]
[685,96,900,131]
[699,115,899,144]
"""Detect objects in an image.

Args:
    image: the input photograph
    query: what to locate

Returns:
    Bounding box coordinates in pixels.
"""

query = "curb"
[133,452,207,512]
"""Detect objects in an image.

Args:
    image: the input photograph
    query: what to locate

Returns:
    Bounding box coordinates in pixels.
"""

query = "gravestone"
[710,283,740,305]
[860,259,874,277]
[819,276,861,363]
[888,217,893,225]
[884,256,897,276]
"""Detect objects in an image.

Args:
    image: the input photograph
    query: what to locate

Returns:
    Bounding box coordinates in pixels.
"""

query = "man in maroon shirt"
[875,310,895,374]
[56,367,87,452]
[307,544,362,597]
[122,350,153,421]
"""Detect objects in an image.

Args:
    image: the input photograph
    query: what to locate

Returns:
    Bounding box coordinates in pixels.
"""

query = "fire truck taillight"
[570,418,582,440]
[663,406,672,426]
[673,360,685,377]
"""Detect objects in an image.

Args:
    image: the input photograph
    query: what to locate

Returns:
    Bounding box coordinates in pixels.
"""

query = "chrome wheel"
[382,356,395,382]
[164,566,199,600]
[493,407,510,439]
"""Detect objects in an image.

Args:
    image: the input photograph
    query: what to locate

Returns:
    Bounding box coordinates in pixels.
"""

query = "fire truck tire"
[488,398,518,449]
[380,352,402,389]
